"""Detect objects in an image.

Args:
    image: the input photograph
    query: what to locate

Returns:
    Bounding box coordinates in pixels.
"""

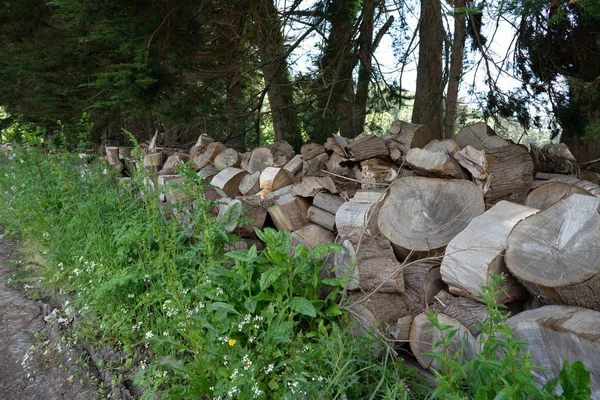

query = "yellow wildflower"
[228,339,237,347]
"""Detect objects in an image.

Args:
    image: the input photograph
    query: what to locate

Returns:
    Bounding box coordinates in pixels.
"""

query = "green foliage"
[425,275,592,399]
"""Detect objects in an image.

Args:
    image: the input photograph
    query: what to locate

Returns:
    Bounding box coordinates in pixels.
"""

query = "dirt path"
[0,229,98,400]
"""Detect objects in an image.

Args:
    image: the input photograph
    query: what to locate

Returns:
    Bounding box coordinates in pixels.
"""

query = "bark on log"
[530,143,578,175]
[291,176,337,197]
[267,140,296,167]
[347,291,411,338]
[313,192,345,215]
[484,144,534,206]
[347,133,389,161]
[239,171,261,196]
[211,167,248,198]
[403,261,448,315]
[525,175,600,211]
[259,167,293,199]
[307,206,336,231]
[359,158,396,186]
[385,120,439,155]
[406,148,467,179]
[454,122,508,150]
[301,143,326,160]
[507,305,600,394]
[441,201,538,303]
[267,197,310,231]
[193,142,227,170]
[378,177,485,257]
[213,148,240,170]
[581,170,600,185]
[302,152,329,177]
[432,290,489,336]
[262,185,295,207]
[506,194,600,310]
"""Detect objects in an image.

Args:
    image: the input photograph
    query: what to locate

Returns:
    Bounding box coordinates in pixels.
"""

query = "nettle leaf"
[259,268,284,291]
[289,297,317,318]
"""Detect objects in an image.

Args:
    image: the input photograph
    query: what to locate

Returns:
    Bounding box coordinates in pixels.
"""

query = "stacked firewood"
[107,121,600,394]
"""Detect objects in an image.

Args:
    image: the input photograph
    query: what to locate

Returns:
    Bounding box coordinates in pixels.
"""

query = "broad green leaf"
[259,268,284,291]
[493,387,513,400]
[323,303,342,317]
[210,301,240,315]
[289,297,317,318]
[559,360,591,399]
[309,243,344,258]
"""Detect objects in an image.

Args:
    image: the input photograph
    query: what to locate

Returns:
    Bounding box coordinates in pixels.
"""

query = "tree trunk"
[412,0,444,136]
[253,0,302,150]
[443,0,467,139]
[354,0,377,138]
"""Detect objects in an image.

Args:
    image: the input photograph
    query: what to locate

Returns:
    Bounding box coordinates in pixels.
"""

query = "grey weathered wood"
[403,261,447,315]
[525,175,600,210]
[454,122,508,150]
[385,120,439,155]
[213,148,240,170]
[347,292,411,338]
[242,147,274,174]
[267,197,310,231]
[292,176,337,197]
[159,153,190,175]
[406,148,467,179]
[259,167,293,199]
[307,206,335,231]
[239,171,261,196]
[313,192,345,215]
[302,152,329,177]
[301,143,326,160]
[348,133,389,161]
[484,144,534,206]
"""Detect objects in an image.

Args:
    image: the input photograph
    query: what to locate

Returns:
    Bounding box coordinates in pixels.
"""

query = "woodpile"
[105,121,600,394]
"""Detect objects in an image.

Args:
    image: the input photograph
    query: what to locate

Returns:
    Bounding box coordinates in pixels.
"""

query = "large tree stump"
[506,194,600,310]
[507,305,600,394]
[441,201,538,303]
[525,175,600,210]
[378,177,485,259]
[454,122,508,150]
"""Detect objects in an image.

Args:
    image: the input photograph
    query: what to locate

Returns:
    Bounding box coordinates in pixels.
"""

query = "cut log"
[159,153,190,175]
[424,139,460,154]
[313,192,345,215]
[507,305,600,394]
[325,136,348,157]
[210,167,248,198]
[432,291,489,336]
[105,146,122,171]
[409,312,478,371]
[301,143,326,161]
[530,143,578,175]
[291,176,337,197]
[144,153,164,174]
[307,206,336,231]
[441,201,538,303]
[506,194,600,310]
[239,171,261,196]
[403,261,448,315]
[454,122,508,150]
[267,140,296,167]
[267,197,310,231]
[525,175,600,210]
[232,196,268,237]
[193,142,227,170]
[378,177,485,258]
[336,201,381,240]
[242,147,273,174]
[385,120,439,155]
[259,167,293,199]
[213,148,240,170]
[453,146,489,193]
[118,146,134,160]
[283,154,304,176]
[484,144,534,206]
[190,134,214,159]
[302,152,329,177]
[351,190,386,204]
[326,153,353,176]
[406,148,467,179]
[359,158,396,186]
[347,133,389,161]
[347,291,411,338]
[198,165,219,183]
[157,174,183,203]
[290,223,336,254]
[262,185,295,207]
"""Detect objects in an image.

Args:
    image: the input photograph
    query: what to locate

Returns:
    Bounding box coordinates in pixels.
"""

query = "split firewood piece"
[506,194,600,311]
[326,153,353,176]
[307,206,335,231]
[453,146,489,192]
[359,158,396,186]
[347,133,389,161]
[336,200,381,241]
[144,153,164,174]
[213,148,240,170]
[530,143,578,175]
[283,154,304,176]
[507,305,600,392]
[454,122,508,150]
[157,174,183,203]
[259,167,294,199]
[217,196,267,237]
[198,165,219,183]
[406,148,467,179]
[525,175,600,210]
[105,146,123,171]
[241,147,273,174]
[378,177,485,260]
[313,192,345,215]
[267,140,296,167]
[441,201,538,304]
[193,142,227,170]
[424,139,460,154]
[211,167,248,198]
[291,176,337,197]
[325,136,348,157]
[484,144,534,206]
[301,143,326,161]
[159,153,191,175]
[267,197,310,231]
[302,152,329,177]
[190,134,214,159]
[385,120,439,155]
[239,171,261,196]
[402,261,447,315]
[262,185,295,208]
[346,291,412,338]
